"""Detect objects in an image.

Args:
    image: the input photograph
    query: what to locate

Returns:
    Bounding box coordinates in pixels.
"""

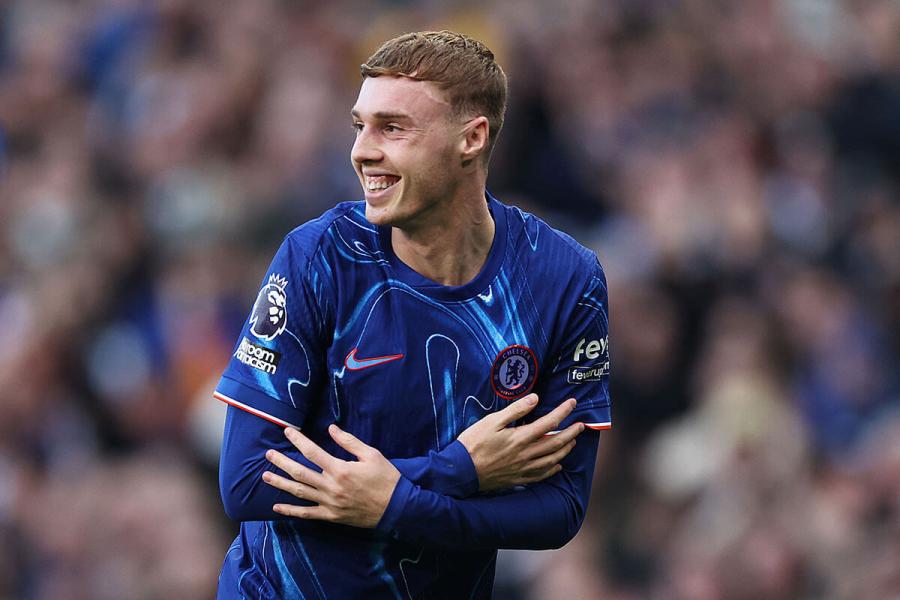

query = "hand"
[262,424,401,528]
[457,394,584,492]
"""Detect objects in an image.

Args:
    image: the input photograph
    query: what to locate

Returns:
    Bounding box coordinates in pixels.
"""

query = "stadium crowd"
[1,0,899,598]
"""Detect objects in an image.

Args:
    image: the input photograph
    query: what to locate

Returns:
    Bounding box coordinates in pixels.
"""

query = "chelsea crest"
[491,345,538,400]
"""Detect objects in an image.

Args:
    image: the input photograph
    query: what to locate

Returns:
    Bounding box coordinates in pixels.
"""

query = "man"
[215,31,611,599]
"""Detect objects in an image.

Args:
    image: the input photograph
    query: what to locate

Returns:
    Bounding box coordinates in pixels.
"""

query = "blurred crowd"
[1,0,899,598]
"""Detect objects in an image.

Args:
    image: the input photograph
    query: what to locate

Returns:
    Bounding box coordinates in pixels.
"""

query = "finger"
[527,440,576,474]
[328,424,377,460]
[523,398,577,439]
[494,393,540,427]
[523,422,584,459]
[524,463,563,484]
[262,471,326,504]
[551,421,585,445]
[273,503,334,521]
[265,449,327,489]
[284,427,339,471]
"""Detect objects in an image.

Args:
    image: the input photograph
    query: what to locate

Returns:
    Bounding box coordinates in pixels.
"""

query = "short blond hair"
[361,31,508,160]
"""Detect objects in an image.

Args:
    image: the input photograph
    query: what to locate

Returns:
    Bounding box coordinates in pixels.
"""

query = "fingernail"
[273,505,283,513]
[265,450,274,460]
[527,395,538,405]
[262,472,271,482]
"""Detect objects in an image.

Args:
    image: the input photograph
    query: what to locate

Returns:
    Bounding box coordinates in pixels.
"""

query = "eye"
[351,121,363,133]
[384,124,401,133]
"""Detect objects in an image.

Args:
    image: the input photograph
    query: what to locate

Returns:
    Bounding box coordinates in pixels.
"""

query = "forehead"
[351,76,451,121]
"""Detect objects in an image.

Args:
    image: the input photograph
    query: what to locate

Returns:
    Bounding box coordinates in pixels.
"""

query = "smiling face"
[350,76,465,229]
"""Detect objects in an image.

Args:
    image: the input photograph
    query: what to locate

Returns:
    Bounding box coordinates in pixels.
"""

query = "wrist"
[441,440,479,497]
[375,475,415,537]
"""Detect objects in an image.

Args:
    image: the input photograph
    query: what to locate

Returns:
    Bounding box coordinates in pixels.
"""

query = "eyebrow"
[350,109,413,122]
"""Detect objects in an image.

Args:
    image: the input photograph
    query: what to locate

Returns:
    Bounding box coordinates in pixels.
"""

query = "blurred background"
[1,0,899,598]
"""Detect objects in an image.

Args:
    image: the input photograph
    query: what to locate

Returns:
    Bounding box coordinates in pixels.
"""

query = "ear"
[459,116,490,166]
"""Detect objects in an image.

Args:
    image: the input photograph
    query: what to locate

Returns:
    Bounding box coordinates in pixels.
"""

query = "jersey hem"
[215,375,305,429]
[545,421,612,435]
[214,392,300,429]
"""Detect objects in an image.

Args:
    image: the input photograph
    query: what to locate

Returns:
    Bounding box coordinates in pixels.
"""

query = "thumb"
[328,424,373,459]
[495,393,539,427]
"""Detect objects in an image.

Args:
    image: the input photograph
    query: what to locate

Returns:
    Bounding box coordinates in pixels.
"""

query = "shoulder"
[282,201,366,258]
[268,202,373,295]
[500,201,605,284]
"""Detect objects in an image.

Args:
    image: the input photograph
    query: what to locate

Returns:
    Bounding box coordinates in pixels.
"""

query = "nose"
[350,126,383,165]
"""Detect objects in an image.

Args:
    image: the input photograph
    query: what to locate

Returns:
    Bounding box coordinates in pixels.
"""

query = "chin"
[364,202,394,226]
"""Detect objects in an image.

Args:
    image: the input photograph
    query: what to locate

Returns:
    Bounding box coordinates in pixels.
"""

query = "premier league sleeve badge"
[249,274,289,341]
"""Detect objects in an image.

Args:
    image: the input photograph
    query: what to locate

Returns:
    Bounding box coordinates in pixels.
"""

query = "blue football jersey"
[215,194,611,599]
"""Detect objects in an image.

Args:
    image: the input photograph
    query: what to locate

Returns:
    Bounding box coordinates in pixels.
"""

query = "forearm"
[389,443,478,498]
[220,406,479,521]
[375,430,601,550]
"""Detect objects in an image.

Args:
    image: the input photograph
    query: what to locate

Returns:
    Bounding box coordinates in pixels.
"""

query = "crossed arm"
[219,394,582,520]
[220,394,600,550]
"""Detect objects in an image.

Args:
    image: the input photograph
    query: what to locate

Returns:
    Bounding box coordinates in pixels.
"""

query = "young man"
[215,31,611,599]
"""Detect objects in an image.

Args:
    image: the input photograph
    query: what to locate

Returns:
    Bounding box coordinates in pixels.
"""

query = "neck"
[391,188,495,287]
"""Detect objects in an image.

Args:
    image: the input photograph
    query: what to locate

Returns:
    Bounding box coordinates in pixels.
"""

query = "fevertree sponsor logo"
[567,362,610,384]
[568,335,610,384]
[573,336,609,362]
[234,337,281,374]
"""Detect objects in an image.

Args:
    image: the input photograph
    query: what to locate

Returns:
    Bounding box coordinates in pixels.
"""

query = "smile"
[365,174,401,192]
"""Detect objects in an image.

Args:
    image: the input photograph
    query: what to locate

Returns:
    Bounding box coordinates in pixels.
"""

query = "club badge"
[250,274,289,341]
[491,344,538,400]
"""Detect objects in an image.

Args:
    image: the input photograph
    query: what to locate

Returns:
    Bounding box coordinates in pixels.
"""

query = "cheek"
[417,142,457,176]
[393,137,459,193]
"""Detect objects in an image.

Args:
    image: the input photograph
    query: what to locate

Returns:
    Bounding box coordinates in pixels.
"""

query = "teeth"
[366,175,399,191]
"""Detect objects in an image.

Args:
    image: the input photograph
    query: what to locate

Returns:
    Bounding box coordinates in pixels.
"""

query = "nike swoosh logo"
[344,348,404,371]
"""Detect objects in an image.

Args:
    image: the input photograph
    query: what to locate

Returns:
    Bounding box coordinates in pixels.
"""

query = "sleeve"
[213,236,330,429]
[219,405,479,522]
[371,259,611,550]
[217,237,478,521]
[532,259,611,432]
[375,430,601,550]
